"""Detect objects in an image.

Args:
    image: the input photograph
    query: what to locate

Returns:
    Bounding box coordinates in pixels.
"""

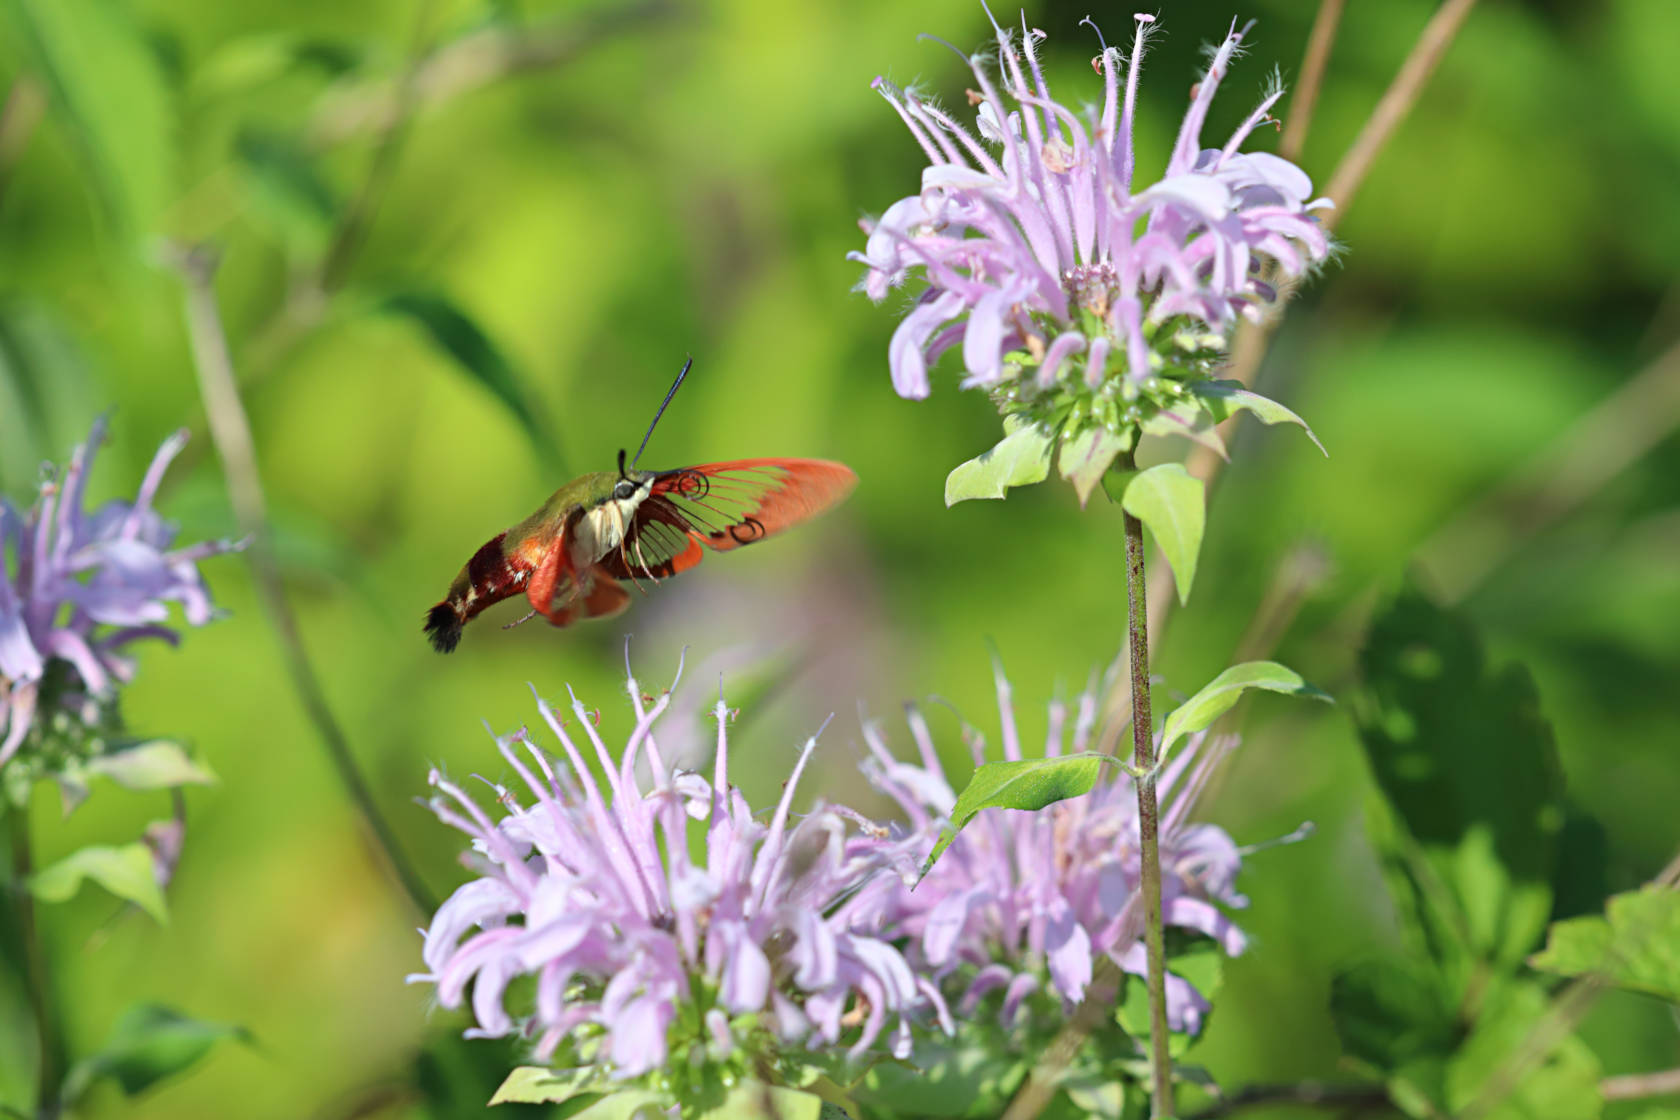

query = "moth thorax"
[573,490,648,562]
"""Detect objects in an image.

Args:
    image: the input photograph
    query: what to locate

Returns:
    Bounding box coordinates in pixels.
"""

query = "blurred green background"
[2,0,1677,1116]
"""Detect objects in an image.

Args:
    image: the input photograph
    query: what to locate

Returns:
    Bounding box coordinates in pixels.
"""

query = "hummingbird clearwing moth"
[424,359,856,653]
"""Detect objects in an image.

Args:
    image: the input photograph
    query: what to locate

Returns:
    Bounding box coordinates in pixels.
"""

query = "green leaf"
[1116,946,1226,1059]
[10,0,175,241]
[568,1090,675,1119]
[1355,588,1565,981]
[860,1036,1025,1118]
[61,1004,250,1101]
[1530,887,1680,1002]
[193,32,360,96]
[1444,981,1601,1119]
[380,291,564,474]
[1161,661,1332,757]
[491,1066,607,1106]
[1329,959,1456,1076]
[1190,380,1327,455]
[1119,463,1204,604]
[234,129,338,251]
[920,756,1105,878]
[86,740,215,791]
[30,842,167,922]
[945,423,1053,506]
[1140,401,1227,460]
[1057,426,1128,507]
[695,1082,825,1119]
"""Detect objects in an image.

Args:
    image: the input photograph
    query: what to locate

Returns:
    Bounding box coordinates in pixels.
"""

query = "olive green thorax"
[506,468,661,555]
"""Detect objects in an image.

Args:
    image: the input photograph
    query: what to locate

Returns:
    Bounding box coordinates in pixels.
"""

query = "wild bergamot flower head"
[413,666,951,1106]
[854,13,1332,502]
[1,417,241,783]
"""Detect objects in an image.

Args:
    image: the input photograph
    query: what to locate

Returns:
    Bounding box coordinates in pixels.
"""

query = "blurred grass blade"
[234,129,338,252]
[380,290,565,473]
[9,0,175,242]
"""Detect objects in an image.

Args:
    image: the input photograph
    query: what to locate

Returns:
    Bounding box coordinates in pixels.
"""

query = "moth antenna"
[617,448,628,481]
[630,356,693,471]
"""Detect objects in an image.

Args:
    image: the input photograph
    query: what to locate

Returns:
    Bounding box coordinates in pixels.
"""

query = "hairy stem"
[8,803,63,1118]
[167,244,435,919]
[1120,450,1173,1117]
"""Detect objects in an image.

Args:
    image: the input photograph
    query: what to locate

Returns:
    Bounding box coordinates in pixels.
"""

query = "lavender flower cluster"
[1,418,240,770]
[417,665,1254,1096]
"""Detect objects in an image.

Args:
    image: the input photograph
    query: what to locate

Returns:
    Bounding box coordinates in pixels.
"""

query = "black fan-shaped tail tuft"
[424,603,463,654]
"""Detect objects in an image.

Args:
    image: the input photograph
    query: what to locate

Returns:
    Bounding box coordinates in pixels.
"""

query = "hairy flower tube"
[862,667,1249,1036]
[853,13,1333,494]
[413,670,951,1097]
[1,417,241,771]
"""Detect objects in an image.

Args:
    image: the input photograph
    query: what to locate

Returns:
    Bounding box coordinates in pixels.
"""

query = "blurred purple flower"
[413,671,950,1081]
[862,666,1247,1035]
[1,417,242,766]
[853,13,1332,400]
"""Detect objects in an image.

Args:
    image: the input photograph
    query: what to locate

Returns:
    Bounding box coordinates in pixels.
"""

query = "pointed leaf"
[62,1004,250,1101]
[1057,426,1127,507]
[1530,887,1680,1002]
[1141,401,1227,459]
[86,740,215,791]
[944,423,1053,505]
[1120,463,1205,604]
[1191,380,1326,455]
[568,1090,676,1119]
[921,756,1105,877]
[1162,661,1332,756]
[380,291,564,473]
[490,1065,605,1105]
[11,0,175,241]
[29,842,167,922]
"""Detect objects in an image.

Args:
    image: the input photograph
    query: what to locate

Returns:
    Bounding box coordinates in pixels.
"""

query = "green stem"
[1121,449,1174,1117]
[7,803,63,1119]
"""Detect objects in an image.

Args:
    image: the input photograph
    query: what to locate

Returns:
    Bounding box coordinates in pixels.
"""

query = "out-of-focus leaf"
[1119,463,1204,604]
[1355,588,1565,982]
[86,740,215,791]
[1444,981,1601,1119]
[1061,1072,1127,1119]
[1161,661,1331,757]
[1548,804,1609,923]
[491,1066,605,1105]
[380,291,563,473]
[9,0,175,240]
[945,422,1053,505]
[1190,379,1326,455]
[1329,958,1455,1076]
[920,756,1105,878]
[234,129,337,251]
[568,1090,673,1119]
[694,1082,825,1119]
[861,1037,1025,1118]
[29,842,167,922]
[1530,887,1680,1002]
[192,33,361,96]
[0,301,99,487]
[1057,425,1127,507]
[61,1004,249,1101]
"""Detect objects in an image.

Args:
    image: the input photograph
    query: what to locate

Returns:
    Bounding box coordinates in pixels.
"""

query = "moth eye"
[614,480,636,500]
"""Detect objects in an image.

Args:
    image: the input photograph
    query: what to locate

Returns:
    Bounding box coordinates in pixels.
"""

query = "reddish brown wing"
[598,458,856,584]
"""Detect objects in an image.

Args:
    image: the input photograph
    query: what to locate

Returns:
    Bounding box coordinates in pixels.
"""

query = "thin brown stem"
[1321,0,1479,232]
[166,244,435,919]
[1122,460,1173,1118]
[8,802,63,1118]
[1601,1067,1680,1103]
[1279,0,1345,162]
